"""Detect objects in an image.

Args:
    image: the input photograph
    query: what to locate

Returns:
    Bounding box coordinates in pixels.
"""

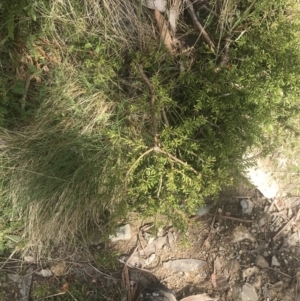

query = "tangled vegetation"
[0,0,299,251]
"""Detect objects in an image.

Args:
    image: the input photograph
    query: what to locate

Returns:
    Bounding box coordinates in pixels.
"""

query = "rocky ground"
[1,184,300,301]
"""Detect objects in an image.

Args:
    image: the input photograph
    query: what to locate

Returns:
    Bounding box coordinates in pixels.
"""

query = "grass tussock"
[0,67,125,248]
[0,0,160,250]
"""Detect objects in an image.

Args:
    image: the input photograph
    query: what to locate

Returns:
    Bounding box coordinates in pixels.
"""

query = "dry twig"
[273,216,295,241]
[138,65,159,146]
[214,214,254,223]
[185,0,216,52]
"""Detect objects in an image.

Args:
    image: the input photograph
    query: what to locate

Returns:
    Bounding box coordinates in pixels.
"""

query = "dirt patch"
[108,190,300,301]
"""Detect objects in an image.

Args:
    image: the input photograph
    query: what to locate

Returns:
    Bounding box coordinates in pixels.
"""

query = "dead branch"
[138,65,159,147]
[154,9,176,55]
[185,0,216,52]
[21,74,36,110]
[273,216,295,241]
[162,108,169,127]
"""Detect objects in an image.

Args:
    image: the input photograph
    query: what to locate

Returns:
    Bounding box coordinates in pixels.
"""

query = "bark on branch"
[138,65,159,147]
[186,0,216,52]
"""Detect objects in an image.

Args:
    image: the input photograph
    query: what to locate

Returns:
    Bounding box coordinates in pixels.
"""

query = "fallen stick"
[267,267,292,279]
[185,0,216,52]
[273,217,295,241]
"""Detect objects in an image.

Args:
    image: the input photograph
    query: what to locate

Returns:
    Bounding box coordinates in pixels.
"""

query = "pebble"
[242,266,259,279]
[163,258,206,272]
[35,269,53,277]
[272,255,280,267]
[232,283,258,301]
[255,255,269,269]
[231,226,256,244]
[240,199,254,214]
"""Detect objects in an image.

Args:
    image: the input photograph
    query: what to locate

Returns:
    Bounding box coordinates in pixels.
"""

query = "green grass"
[0,0,300,254]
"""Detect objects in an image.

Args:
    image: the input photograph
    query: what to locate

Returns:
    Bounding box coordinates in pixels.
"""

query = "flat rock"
[163,259,206,272]
[230,226,256,244]
[109,224,131,242]
[7,273,22,283]
[255,255,269,268]
[233,283,258,301]
[241,283,259,301]
[181,293,216,301]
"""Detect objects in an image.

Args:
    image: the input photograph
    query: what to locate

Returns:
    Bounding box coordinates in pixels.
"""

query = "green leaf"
[7,18,15,39]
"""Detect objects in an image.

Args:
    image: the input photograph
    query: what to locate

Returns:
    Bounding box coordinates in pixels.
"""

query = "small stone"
[240,199,254,214]
[35,269,53,277]
[243,266,259,279]
[255,255,269,268]
[258,216,267,227]
[24,256,35,263]
[263,251,269,257]
[157,227,164,237]
[109,224,131,242]
[163,258,206,272]
[272,255,280,267]
[231,226,256,244]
